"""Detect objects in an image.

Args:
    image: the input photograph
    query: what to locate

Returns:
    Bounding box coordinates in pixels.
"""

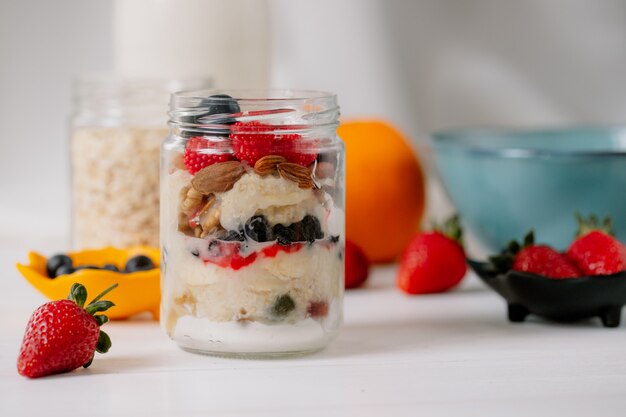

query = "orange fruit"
[339,120,425,263]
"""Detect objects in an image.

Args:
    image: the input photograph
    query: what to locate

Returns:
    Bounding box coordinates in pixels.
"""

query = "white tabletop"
[1,248,626,417]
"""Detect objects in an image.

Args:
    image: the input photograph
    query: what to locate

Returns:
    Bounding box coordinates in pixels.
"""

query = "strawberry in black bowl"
[469,215,626,327]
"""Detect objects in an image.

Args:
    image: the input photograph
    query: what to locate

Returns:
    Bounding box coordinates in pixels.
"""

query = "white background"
[1,0,626,249]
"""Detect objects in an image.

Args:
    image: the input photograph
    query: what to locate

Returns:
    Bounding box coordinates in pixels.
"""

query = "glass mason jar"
[70,74,210,249]
[161,89,345,356]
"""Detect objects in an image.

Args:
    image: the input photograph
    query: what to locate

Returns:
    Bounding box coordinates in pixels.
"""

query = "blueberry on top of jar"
[199,94,241,124]
[181,94,240,137]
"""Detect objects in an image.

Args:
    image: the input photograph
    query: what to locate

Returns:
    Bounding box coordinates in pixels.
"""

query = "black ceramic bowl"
[468,260,626,327]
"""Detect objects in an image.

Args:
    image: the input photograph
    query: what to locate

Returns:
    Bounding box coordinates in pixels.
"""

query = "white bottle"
[113,0,270,88]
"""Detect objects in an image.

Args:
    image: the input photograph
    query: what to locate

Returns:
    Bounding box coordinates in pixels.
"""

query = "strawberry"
[230,121,317,166]
[396,215,467,294]
[345,240,370,289]
[489,231,581,278]
[513,245,582,278]
[17,283,117,378]
[566,214,626,275]
[183,136,233,175]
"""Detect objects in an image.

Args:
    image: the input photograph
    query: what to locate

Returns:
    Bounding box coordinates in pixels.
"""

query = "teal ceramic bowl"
[432,127,626,251]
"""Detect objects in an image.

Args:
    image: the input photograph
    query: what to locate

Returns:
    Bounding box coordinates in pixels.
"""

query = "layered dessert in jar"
[161,90,344,356]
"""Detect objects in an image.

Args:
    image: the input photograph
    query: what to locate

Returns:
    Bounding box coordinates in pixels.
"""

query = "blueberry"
[190,249,200,257]
[272,294,295,317]
[124,255,155,273]
[245,215,273,242]
[102,264,119,272]
[54,264,75,277]
[200,94,240,124]
[330,235,340,243]
[46,254,72,278]
[289,222,304,242]
[301,215,323,242]
[181,94,240,138]
[273,224,295,246]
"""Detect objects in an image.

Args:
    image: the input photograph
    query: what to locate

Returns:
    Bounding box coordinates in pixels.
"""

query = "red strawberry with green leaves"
[17,283,117,378]
[230,121,317,166]
[183,136,233,175]
[490,231,581,278]
[397,215,467,294]
[566,214,626,275]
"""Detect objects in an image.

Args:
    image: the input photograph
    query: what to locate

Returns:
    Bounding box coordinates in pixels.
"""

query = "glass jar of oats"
[70,75,210,249]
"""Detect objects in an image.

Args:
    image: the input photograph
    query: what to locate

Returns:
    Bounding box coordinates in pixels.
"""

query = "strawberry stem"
[88,283,119,305]
[575,212,614,237]
[433,214,464,246]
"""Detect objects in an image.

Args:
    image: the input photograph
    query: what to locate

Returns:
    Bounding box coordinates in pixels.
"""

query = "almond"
[277,163,315,189]
[254,155,287,176]
[191,161,244,194]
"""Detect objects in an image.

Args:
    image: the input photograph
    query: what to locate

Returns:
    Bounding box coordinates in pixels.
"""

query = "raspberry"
[183,136,233,175]
[230,121,317,166]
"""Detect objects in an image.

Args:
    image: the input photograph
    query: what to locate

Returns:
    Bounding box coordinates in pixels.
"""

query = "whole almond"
[191,161,244,194]
[277,163,315,189]
[254,155,287,176]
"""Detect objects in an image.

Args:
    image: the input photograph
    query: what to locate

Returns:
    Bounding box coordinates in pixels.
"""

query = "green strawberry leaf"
[86,301,115,316]
[94,315,109,326]
[68,283,88,308]
[96,331,112,354]
[83,354,94,368]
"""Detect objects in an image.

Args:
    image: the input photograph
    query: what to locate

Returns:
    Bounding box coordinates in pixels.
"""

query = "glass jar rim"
[172,88,337,105]
[168,88,340,137]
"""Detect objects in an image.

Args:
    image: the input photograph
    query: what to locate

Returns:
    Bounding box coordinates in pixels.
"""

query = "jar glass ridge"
[161,89,345,357]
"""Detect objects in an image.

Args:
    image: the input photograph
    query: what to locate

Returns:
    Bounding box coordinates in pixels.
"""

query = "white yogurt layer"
[173,307,341,354]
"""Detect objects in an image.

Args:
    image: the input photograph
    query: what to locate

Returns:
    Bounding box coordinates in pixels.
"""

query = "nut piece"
[178,212,192,234]
[200,207,221,238]
[197,194,216,216]
[254,155,287,176]
[181,187,204,215]
[277,163,315,189]
[191,161,245,194]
